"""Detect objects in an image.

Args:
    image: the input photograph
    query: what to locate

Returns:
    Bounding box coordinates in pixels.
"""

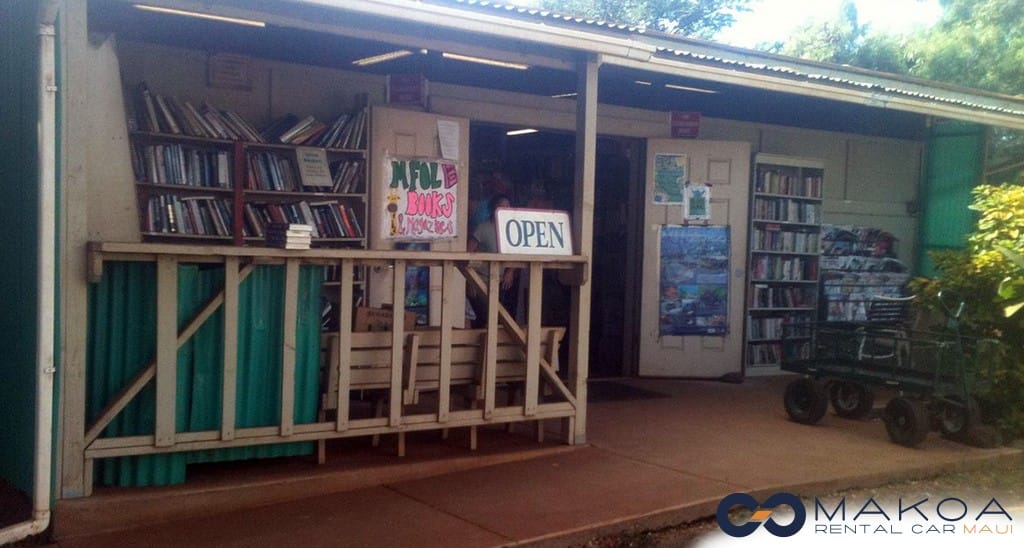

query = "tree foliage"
[914,0,1024,95]
[543,0,751,38]
[909,184,1024,440]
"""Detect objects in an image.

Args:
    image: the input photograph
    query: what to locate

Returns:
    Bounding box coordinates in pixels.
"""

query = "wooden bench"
[319,326,565,457]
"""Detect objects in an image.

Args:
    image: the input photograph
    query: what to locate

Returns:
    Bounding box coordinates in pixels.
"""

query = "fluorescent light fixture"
[664,83,718,94]
[506,128,538,136]
[551,92,577,99]
[442,52,528,70]
[635,80,653,86]
[133,4,266,27]
[353,50,413,66]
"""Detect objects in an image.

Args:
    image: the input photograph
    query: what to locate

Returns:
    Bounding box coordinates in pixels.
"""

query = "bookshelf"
[746,153,824,374]
[128,86,369,251]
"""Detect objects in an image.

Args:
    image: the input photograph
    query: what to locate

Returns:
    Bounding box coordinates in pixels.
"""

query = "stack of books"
[266,223,313,250]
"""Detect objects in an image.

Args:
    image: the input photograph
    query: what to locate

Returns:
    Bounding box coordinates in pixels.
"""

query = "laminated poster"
[659,225,730,336]
[653,153,687,204]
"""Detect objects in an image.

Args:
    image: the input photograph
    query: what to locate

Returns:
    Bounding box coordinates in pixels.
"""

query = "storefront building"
[3,0,1024,541]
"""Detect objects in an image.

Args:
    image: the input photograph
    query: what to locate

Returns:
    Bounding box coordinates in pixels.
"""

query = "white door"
[638,140,750,378]
[368,106,470,327]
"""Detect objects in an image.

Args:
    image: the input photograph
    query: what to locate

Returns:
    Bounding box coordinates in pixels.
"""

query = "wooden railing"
[83,242,589,491]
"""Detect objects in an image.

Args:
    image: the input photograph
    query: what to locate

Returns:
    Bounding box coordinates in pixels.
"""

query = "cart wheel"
[830,382,875,420]
[884,397,929,447]
[784,379,828,425]
[938,397,980,439]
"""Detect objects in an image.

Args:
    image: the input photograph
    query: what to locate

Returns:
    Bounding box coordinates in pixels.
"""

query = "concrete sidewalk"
[52,378,1021,547]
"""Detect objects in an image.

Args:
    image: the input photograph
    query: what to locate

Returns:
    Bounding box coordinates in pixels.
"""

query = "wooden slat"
[154,255,177,448]
[335,259,354,431]
[85,403,577,459]
[84,265,256,445]
[402,333,421,405]
[525,262,543,416]
[389,260,406,427]
[221,257,239,441]
[438,261,454,422]
[280,259,299,437]
[89,241,586,266]
[483,263,500,419]
[461,264,576,407]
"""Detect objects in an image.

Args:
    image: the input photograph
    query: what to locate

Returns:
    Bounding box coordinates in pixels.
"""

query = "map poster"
[659,225,730,336]
[653,153,687,204]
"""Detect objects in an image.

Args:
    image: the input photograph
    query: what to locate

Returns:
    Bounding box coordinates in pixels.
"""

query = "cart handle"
[938,290,965,320]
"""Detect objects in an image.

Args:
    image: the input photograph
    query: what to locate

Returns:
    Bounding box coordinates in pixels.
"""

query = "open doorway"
[469,123,642,378]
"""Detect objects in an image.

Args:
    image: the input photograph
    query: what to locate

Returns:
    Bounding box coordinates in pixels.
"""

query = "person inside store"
[466,193,516,327]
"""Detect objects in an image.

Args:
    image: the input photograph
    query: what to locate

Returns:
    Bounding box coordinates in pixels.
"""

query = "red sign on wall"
[670,111,701,139]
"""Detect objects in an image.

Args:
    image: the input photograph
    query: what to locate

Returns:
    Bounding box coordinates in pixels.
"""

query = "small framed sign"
[684,182,711,221]
[208,53,252,90]
[495,208,573,255]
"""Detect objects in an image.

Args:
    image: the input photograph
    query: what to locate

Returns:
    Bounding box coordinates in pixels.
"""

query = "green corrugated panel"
[0,0,41,496]
[918,121,985,277]
[87,262,322,487]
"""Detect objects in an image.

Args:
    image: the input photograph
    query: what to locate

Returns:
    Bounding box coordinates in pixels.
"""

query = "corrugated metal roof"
[442,0,645,34]
[432,0,1024,122]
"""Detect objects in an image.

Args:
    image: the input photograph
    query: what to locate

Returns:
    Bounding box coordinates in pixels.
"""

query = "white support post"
[221,257,239,441]
[280,259,299,437]
[155,255,178,448]
[569,55,599,445]
[335,259,354,431]
[389,260,406,427]
[438,261,455,422]
[483,262,500,419]
[525,263,543,416]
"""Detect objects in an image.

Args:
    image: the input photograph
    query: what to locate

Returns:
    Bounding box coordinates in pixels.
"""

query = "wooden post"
[221,257,239,441]
[389,260,406,427]
[438,261,455,422]
[154,255,178,448]
[525,262,543,416]
[483,262,500,419]
[569,55,599,444]
[280,259,299,437]
[335,259,354,431]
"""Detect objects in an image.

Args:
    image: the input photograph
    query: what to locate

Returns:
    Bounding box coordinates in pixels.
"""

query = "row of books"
[748,341,813,366]
[331,160,364,193]
[137,83,263,142]
[263,110,368,150]
[747,318,813,341]
[755,169,822,198]
[749,285,816,309]
[246,151,300,192]
[135,84,367,150]
[132,143,231,188]
[750,255,817,281]
[242,201,364,239]
[751,226,820,254]
[753,198,821,224]
[143,195,233,236]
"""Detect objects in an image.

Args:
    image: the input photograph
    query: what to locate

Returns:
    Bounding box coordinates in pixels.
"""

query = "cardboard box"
[354,306,418,332]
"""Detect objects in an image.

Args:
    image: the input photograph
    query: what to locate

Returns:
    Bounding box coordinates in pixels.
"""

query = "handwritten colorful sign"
[382,157,459,241]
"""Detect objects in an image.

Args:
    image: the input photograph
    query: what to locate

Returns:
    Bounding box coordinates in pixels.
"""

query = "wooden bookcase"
[745,153,824,374]
[130,133,367,249]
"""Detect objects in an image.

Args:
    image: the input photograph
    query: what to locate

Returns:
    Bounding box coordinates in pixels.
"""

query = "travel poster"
[653,153,687,204]
[659,225,730,336]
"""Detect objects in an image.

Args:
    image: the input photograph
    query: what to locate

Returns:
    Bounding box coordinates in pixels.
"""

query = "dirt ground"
[580,452,1024,547]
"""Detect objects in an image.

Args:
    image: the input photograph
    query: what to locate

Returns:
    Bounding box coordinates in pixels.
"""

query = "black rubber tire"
[884,397,930,447]
[938,396,981,439]
[830,382,875,420]
[784,379,828,425]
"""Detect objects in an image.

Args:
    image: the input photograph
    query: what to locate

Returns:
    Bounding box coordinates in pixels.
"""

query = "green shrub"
[909,183,1024,440]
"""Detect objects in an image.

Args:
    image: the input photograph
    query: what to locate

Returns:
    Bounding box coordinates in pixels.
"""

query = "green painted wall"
[917,121,986,277]
[0,0,41,495]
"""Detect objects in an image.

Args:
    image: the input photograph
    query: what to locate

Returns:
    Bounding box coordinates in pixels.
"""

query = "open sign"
[494,208,574,255]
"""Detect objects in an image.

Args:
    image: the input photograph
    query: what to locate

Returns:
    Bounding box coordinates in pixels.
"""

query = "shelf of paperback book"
[141,232,234,241]
[751,219,820,228]
[137,182,235,194]
[242,190,365,199]
[753,192,823,202]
